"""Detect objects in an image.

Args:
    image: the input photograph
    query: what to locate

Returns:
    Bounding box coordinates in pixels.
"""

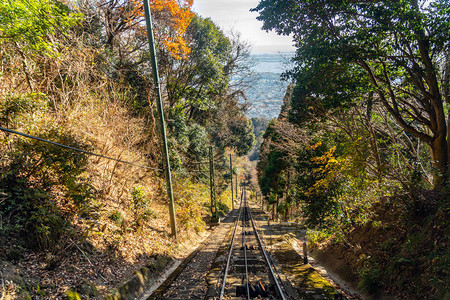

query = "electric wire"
[0,126,163,172]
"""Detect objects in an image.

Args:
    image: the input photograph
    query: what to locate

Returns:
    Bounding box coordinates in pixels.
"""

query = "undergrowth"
[307,189,449,299]
[0,0,246,298]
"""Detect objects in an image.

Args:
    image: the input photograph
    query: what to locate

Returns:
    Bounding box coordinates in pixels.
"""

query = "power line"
[0,126,163,172]
[0,126,234,179]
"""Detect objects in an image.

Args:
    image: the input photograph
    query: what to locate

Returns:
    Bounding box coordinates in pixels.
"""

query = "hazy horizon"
[192,0,295,54]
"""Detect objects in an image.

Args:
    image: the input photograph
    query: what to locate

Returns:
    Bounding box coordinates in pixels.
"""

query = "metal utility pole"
[209,146,218,222]
[229,154,234,210]
[261,193,264,209]
[143,0,177,239]
[235,174,238,199]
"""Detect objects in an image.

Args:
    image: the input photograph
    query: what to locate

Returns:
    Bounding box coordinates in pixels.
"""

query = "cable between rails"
[249,203,287,300]
[216,190,244,300]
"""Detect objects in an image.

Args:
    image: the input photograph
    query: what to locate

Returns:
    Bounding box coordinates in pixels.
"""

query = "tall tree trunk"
[412,4,449,189]
[444,54,450,172]
[430,132,448,189]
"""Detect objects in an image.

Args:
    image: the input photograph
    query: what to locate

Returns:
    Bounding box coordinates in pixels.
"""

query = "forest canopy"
[0,0,255,297]
[254,1,449,297]
[253,0,450,189]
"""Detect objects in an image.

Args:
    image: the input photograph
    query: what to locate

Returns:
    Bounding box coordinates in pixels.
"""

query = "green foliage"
[257,120,288,198]
[289,64,370,125]
[0,0,81,55]
[216,190,232,216]
[33,283,48,298]
[173,177,209,232]
[249,117,269,161]
[184,15,231,111]
[306,229,331,247]
[254,5,448,296]
[296,142,342,227]
[227,117,255,156]
[161,15,255,169]
[187,123,209,162]
[167,105,210,172]
[0,93,48,127]
[66,289,81,300]
[130,185,157,227]
[131,186,146,206]
[0,126,95,250]
[0,174,67,250]
[165,15,231,117]
[258,149,286,197]
[78,279,99,297]
[358,266,382,295]
[109,210,123,225]
[253,0,449,188]
[0,0,255,296]
[212,115,256,156]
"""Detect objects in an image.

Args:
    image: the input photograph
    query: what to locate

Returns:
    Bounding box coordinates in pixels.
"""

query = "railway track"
[212,187,290,300]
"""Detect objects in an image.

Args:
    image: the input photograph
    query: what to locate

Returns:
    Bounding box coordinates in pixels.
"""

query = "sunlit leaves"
[254,0,449,188]
[124,0,194,59]
[0,0,81,55]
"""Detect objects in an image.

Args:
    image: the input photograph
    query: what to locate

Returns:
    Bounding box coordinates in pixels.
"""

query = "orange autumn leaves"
[127,0,194,59]
[152,0,193,58]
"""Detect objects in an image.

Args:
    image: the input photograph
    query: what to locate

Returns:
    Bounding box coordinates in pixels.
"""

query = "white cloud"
[192,0,294,53]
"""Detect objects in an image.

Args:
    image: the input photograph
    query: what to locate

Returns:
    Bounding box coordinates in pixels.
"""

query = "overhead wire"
[0,126,163,172]
[0,125,223,177]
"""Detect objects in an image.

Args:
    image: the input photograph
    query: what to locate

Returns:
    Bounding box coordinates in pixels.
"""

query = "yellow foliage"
[173,177,209,232]
[128,0,194,59]
[306,145,341,196]
[307,141,322,150]
[217,190,232,212]
[310,146,336,163]
[151,0,194,59]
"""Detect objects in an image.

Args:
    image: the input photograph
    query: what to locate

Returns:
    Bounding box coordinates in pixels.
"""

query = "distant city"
[245,53,293,119]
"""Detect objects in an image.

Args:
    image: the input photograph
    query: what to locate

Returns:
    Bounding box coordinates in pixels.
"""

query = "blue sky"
[192,0,294,54]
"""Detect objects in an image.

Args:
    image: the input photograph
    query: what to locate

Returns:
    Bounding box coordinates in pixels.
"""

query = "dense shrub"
[0,127,95,250]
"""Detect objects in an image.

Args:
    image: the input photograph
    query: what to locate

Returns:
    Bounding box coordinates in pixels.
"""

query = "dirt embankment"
[310,191,449,299]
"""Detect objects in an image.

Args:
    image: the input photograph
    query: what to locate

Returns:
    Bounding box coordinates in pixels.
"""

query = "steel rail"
[243,191,250,299]
[249,205,287,300]
[218,190,244,300]
[217,184,289,300]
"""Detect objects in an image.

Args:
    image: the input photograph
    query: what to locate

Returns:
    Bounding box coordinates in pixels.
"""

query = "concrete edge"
[103,209,237,300]
[145,238,207,300]
[103,256,173,300]
[146,209,238,299]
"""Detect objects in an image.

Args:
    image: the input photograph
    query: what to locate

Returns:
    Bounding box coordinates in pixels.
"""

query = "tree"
[160,15,256,163]
[91,0,193,59]
[257,117,305,202]
[163,15,231,120]
[223,116,256,156]
[0,0,81,90]
[253,0,450,189]
[0,0,80,54]
[249,117,270,161]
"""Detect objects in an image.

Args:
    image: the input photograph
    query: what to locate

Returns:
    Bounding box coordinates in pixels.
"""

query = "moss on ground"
[272,240,335,299]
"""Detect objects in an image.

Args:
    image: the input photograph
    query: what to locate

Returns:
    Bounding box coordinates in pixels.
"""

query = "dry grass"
[0,32,214,299]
